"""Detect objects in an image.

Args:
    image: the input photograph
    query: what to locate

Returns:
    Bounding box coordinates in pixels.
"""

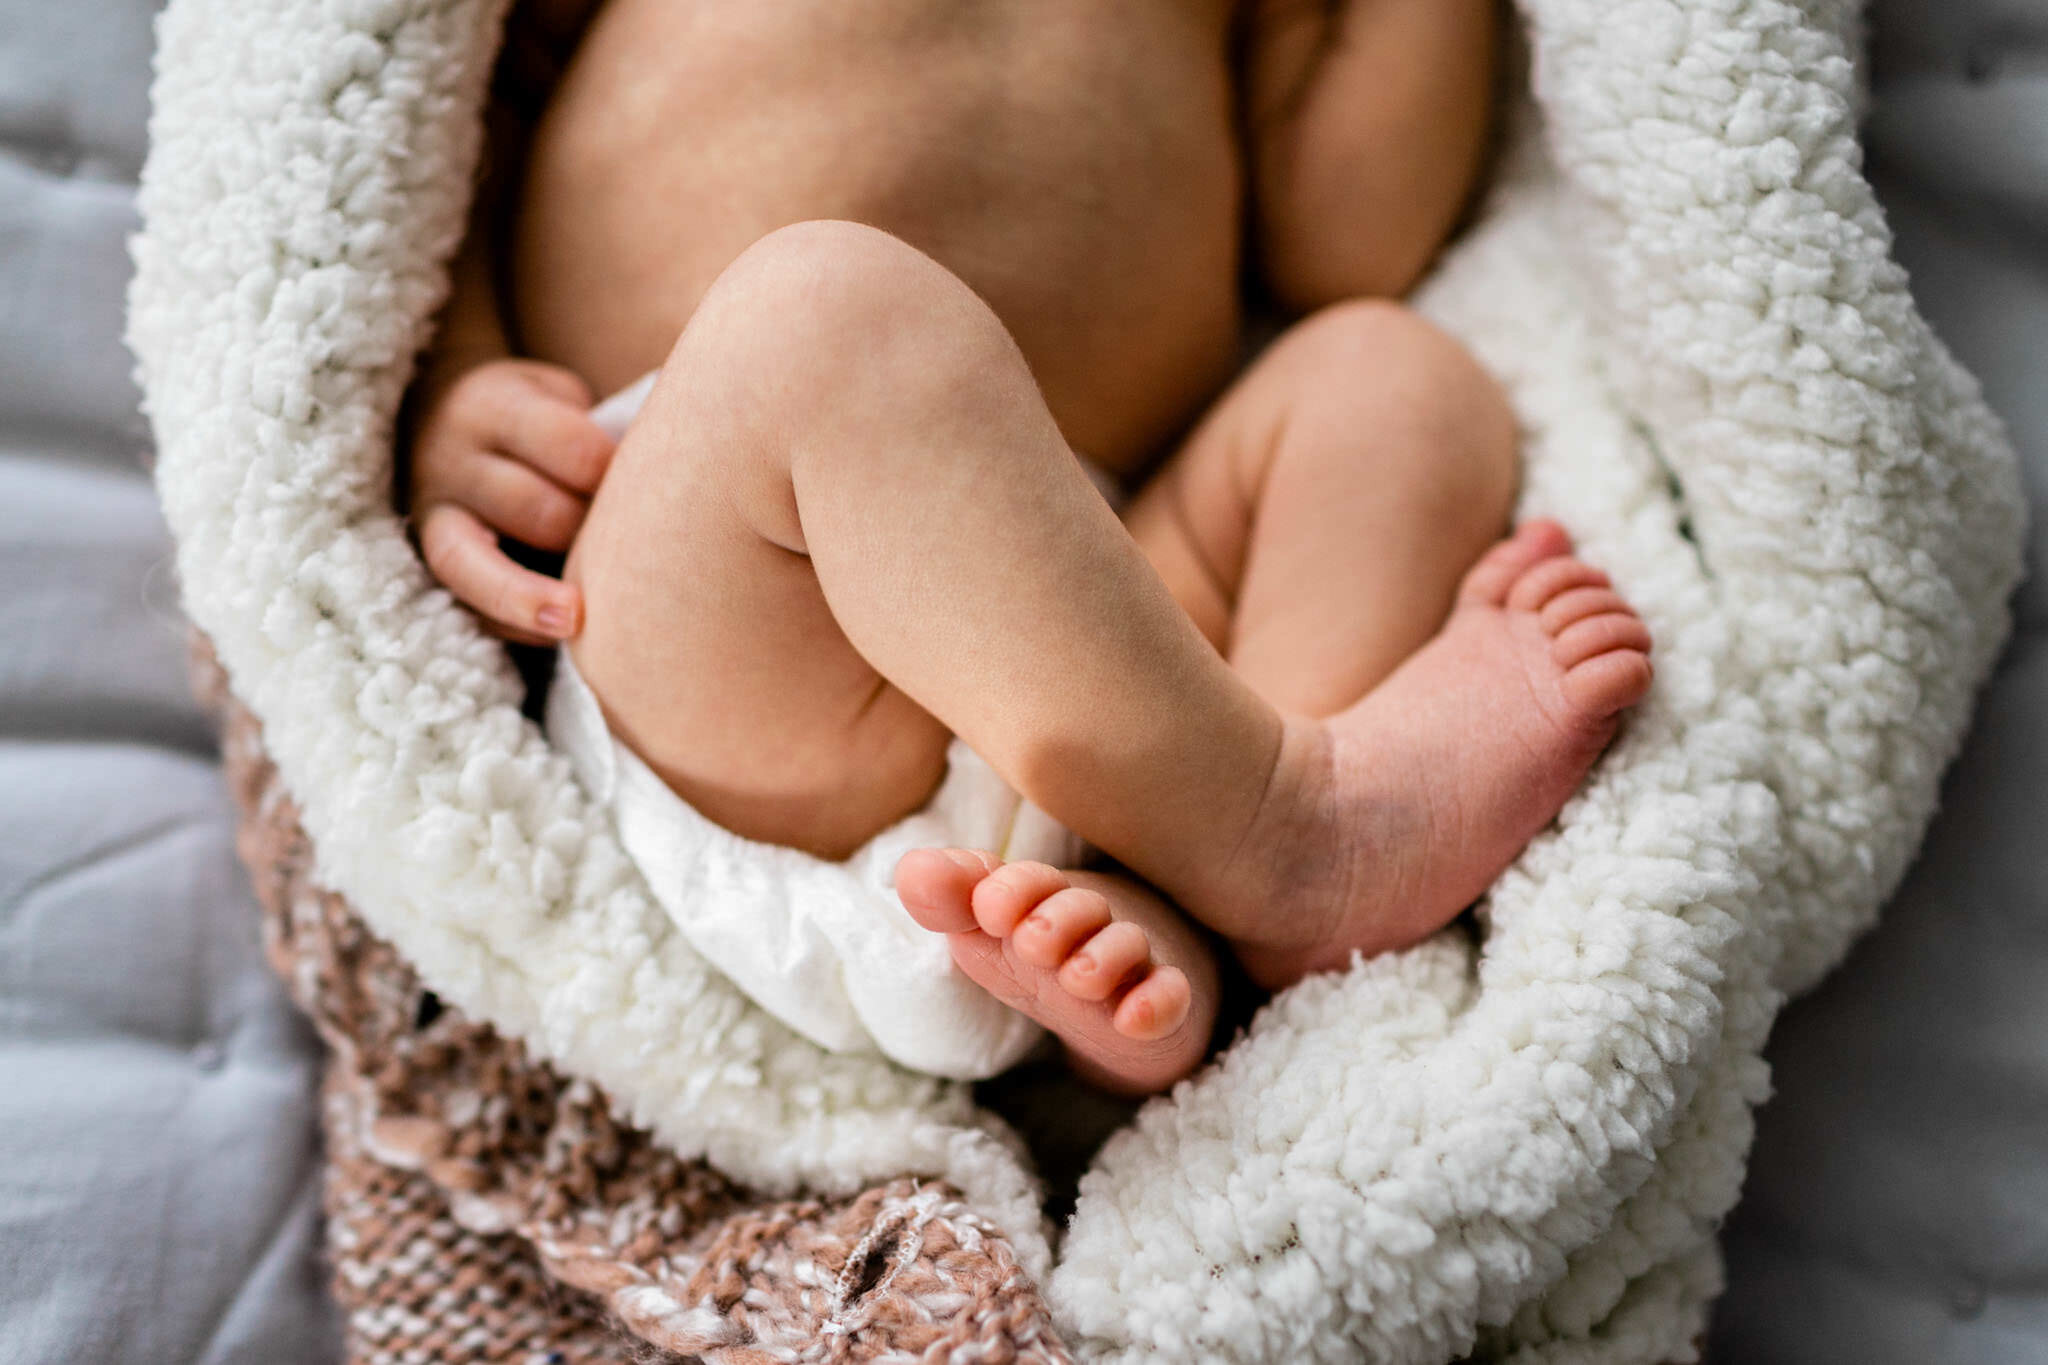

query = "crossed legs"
[564,221,1651,1093]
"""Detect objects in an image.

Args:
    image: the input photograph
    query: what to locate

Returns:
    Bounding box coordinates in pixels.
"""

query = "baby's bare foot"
[895,849,1217,1095]
[1222,520,1654,987]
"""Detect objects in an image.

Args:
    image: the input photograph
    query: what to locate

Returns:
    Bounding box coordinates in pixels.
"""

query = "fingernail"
[942,848,986,872]
[536,603,572,636]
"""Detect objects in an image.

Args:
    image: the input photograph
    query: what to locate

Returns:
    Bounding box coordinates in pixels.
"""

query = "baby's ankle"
[1187,714,1341,943]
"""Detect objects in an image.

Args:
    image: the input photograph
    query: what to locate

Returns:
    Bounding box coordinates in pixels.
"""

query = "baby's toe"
[1057,921,1151,1002]
[1010,886,1113,970]
[1551,612,1653,670]
[1458,520,1575,606]
[1538,585,1632,634]
[1507,554,1610,614]
[1112,965,1192,1042]
[895,847,995,934]
[1561,645,1654,719]
[970,860,1072,937]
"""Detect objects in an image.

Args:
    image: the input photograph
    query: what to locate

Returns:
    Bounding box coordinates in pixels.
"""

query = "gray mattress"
[0,2,336,1361]
[0,1,2038,1361]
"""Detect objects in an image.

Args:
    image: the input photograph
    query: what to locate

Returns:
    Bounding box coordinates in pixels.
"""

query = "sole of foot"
[1223,519,1654,987]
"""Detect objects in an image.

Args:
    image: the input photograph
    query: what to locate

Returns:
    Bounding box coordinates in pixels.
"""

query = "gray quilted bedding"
[0,1,2037,1361]
[0,3,335,1361]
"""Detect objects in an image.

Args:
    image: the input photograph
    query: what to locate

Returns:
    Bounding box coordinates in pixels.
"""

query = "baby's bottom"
[565,221,1651,1093]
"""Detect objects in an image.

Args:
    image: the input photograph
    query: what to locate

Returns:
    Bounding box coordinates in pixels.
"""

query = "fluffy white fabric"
[128,1,2022,1361]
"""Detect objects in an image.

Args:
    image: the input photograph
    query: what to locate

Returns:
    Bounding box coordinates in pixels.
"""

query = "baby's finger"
[492,390,615,495]
[512,361,596,409]
[456,450,589,552]
[416,501,582,641]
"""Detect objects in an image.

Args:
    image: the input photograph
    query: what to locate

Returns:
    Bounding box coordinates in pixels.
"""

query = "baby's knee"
[707,220,933,330]
[685,220,1016,414]
[1282,299,1519,523]
[1288,300,1514,440]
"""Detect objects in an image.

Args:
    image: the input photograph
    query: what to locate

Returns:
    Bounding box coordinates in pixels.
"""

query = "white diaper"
[556,373,1097,1081]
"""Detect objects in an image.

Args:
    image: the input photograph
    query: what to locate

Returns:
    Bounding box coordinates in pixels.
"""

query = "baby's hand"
[408,358,616,644]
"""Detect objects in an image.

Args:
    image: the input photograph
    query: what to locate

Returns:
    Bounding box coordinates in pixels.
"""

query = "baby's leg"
[1125,300,1519,713]
[567,221,1282,870]
[573,223,1648,1088]
[1125,302,1654,983]
[568,221,1253,1086]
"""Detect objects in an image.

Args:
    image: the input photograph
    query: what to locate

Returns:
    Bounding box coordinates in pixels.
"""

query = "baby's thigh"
[564,354,952,862]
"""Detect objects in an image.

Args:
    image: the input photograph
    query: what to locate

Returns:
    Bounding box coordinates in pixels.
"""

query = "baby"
[406,0,1652,1094]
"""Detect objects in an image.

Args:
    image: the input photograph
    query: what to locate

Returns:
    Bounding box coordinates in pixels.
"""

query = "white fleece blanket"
[127,0,2024,1360]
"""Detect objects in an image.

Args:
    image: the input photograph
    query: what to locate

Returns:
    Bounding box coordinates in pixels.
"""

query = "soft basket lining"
[130,0,2021,1359]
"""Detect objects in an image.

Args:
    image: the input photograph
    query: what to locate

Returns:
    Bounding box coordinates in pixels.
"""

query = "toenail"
[941,849,985,871]
[1068,953,1094,975]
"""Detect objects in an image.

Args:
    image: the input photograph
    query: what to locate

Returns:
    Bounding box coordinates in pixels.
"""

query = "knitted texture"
[131,0,2024,1360]
[203,643,1072,1364]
